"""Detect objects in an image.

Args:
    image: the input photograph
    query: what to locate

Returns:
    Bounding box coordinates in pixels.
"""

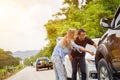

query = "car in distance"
[95,5,120,80]
[36,57,53,71]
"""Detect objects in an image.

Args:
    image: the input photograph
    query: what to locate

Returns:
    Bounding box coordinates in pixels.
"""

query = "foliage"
[0,69,6,74]
[0,49,20,69]
[95,0,120,13]
[28,0,120,62]
[15,64,22,70]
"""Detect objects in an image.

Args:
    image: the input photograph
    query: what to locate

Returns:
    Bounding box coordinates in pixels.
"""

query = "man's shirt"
[71,37,94,58]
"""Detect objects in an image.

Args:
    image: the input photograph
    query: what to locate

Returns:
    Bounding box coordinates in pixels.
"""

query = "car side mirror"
[100,18,111,28]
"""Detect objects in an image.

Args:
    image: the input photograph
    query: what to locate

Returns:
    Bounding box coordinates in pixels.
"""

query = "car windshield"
[37,58,49,62]
[115,13,120,29]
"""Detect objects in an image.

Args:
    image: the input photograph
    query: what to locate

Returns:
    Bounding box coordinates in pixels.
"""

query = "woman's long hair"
[61,29,76,48]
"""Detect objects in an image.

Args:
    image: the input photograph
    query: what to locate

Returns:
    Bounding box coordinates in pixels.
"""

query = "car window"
[44,59,49,62]
[37,57,50,62]
[115,13,120,29]
[36,59,40,63]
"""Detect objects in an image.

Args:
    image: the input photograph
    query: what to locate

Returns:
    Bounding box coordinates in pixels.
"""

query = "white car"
[64,38,99,80]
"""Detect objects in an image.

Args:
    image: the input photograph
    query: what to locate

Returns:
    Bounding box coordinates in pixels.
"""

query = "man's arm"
[93,43,98,49]
[68,54,73,61]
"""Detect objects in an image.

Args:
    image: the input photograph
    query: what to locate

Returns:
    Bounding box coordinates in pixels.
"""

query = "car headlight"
[89,72,97,79]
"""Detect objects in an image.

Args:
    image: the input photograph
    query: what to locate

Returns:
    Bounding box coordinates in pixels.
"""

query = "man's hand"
[68,54,73,61]
[93,43,98,49]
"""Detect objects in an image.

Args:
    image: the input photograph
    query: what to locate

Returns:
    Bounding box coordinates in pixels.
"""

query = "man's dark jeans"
[71,57,86,80]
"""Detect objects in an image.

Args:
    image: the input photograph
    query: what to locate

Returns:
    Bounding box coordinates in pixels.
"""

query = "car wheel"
[48,67,50,69]
[67,77,72,80]
[36,68,39,71]
[51,66,53,69]
[48,66,53,69]
[97,58,113,80]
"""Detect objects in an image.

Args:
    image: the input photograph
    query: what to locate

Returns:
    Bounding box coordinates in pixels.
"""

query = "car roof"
[114,5,120,19]
[37,57,49,60]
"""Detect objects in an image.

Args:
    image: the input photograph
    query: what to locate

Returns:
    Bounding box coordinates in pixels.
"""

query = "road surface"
[6,66,55,80]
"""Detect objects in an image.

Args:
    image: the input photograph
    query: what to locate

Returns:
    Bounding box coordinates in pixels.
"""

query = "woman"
[52,29,94,80]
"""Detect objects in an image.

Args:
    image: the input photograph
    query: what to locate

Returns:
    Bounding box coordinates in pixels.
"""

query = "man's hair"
[77,28,86,35]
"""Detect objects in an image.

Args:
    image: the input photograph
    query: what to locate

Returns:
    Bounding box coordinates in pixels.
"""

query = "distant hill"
[12,50,39,60]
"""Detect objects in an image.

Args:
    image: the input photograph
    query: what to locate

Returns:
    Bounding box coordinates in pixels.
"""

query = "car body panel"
[95,5,120,79]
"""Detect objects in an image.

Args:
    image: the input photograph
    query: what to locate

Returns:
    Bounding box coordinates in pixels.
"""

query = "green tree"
[0,49,20,69]
[34,0,120,59]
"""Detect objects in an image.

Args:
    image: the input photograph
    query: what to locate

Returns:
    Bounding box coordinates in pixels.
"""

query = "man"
[69,28,97,80]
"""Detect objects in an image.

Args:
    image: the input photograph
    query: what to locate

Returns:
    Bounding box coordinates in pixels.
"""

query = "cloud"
[0,0,63,52]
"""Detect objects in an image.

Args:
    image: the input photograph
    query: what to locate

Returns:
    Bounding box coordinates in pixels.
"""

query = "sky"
[0,0,64,52]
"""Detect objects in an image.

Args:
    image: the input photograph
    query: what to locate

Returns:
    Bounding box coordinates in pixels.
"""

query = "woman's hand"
[89,51,94,56]
[79,47,95,56]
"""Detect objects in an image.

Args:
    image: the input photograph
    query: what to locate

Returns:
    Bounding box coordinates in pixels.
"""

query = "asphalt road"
[6,66,55,80]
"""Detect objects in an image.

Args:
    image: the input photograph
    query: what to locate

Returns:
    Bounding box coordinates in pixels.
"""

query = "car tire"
[48,67,49,69]
[49,66,53,69]
[51,66,53,69]
[36,68,39,71]
[97,58,113,80]
[67,77,72,80]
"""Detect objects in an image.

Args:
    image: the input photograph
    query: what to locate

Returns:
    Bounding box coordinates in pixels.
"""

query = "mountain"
[12,50,39,60]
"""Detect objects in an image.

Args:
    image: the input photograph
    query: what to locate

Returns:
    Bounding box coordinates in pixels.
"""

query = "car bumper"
[36,64,53,68]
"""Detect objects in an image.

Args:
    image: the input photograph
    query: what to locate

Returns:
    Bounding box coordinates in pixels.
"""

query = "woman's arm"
[71,41,94,56]
[71,41,82,53]
[79,47,94,56]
